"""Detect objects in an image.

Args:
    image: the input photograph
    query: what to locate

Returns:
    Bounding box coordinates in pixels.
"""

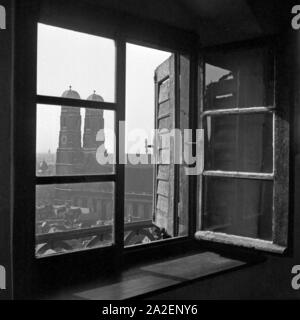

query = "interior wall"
[0,0,14,300]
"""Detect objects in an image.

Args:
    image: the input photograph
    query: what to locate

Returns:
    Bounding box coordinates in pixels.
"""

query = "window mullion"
[201,106,274,117]
[36,95,117,111]
[115,37,126,256]
[202,170,274,180]
[36,174,116,185]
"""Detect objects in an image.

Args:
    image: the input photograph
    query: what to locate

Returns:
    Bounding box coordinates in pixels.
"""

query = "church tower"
[56,87,83,175]
[82,91,106,174]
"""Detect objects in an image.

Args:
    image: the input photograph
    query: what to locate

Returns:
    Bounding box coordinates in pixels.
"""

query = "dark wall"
[0,0,13,300]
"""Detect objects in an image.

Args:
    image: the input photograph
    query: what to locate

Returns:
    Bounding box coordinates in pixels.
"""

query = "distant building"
[37,160,49,176]
[53,87,153,225]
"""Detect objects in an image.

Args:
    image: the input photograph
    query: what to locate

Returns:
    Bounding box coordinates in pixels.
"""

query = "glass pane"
[36,182,114,257]
[36,104,115,176]
[37,23,115,102]
[125,43,171,247]
[202,177,273,241]
[205,113,273,173]
[205,47,274,110]
[124,44,189,247]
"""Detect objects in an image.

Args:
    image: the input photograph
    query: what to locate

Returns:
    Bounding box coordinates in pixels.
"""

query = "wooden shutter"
[153,55,176,236]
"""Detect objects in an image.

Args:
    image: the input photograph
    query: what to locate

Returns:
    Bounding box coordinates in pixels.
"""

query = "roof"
[62,86,81,99]
[87,91,104,102]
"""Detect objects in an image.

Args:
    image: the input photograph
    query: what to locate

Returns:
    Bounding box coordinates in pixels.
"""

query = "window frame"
[195,38,290,254]
[13,0,199,298]
[14,1,289,300]
[35,38,124,255]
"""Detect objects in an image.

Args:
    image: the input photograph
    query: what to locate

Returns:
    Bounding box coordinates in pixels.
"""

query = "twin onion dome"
[62,86,104,102]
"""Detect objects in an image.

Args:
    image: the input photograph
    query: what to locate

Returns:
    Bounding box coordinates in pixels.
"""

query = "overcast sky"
[36,23,171,154]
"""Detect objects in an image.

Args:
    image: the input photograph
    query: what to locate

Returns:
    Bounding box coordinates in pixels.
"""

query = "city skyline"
[36,23,171,154]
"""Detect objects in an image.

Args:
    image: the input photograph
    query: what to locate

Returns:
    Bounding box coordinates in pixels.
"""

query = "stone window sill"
[41,251,258,300]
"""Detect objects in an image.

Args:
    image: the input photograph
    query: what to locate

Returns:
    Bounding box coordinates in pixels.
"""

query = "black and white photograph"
[0,0,300,305]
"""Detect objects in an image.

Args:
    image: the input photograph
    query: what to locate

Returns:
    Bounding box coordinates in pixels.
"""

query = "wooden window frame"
[195,39,290,254]
[35,39,124,253]
[13,0,199,298]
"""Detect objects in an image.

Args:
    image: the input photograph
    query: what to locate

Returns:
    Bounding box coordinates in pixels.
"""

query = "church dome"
[62,86,81,99]
[87,91,104,102]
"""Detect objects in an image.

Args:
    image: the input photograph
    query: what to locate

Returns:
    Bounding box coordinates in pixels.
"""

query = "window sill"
[40,251,256,300]
[195,231,286,254]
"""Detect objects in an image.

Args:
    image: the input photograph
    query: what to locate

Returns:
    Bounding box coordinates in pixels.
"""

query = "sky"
[36,23,171,154]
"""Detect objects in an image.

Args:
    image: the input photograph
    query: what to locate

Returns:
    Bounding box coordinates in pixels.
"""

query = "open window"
[35,24,192,257]
[124,45,190,247]
[195,42,289,253]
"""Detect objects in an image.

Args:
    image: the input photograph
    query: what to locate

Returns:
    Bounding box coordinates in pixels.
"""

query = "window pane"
[202,177,273,240]
[37,23,115,102]
[125,43,171,247]
[36,182,114,257]
[204,113,273,173]
[124,44,189,247]
[36,104,115,176]
[205,47,274,110]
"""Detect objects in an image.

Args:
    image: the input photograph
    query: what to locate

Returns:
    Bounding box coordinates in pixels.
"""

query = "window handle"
[145,139,154,154]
